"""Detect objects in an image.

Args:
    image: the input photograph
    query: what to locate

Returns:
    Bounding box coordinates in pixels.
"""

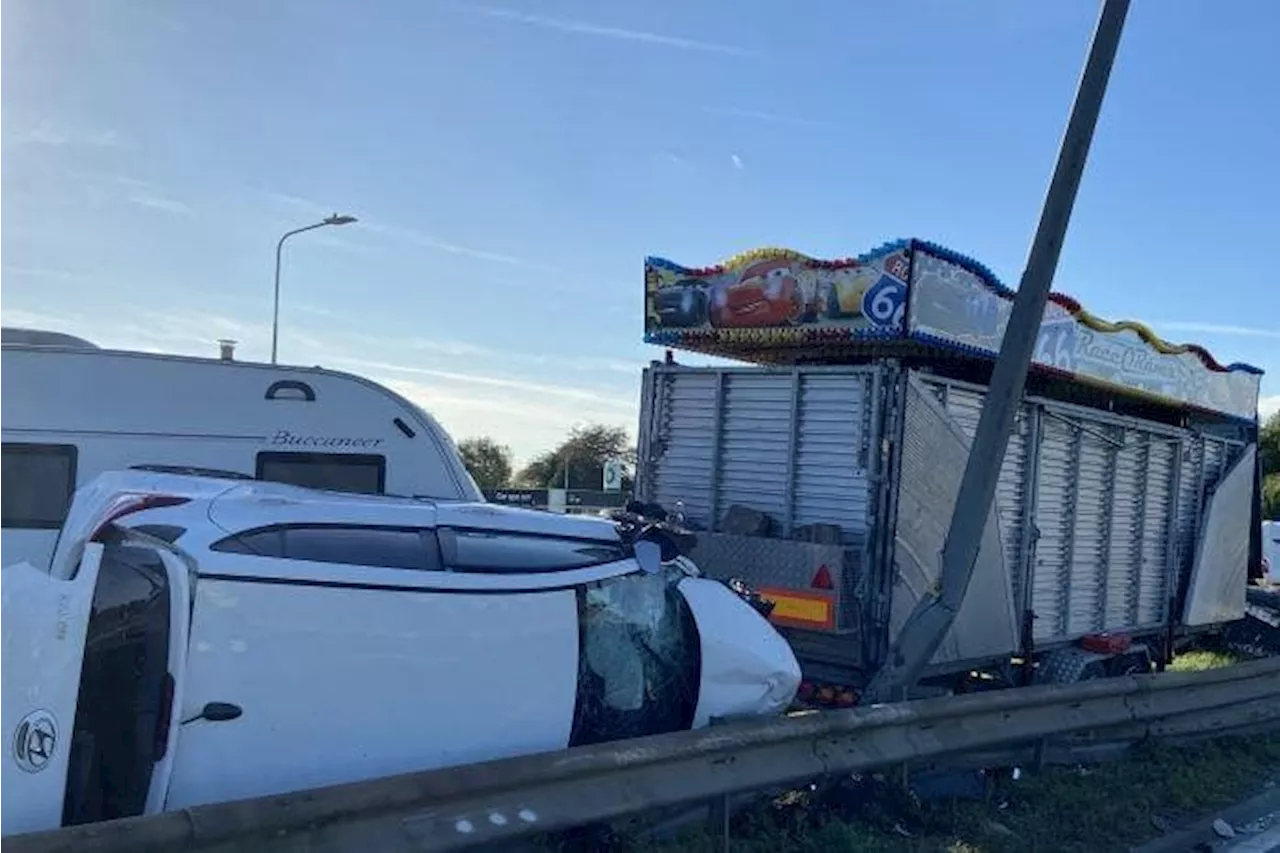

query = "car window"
[281,526,437,570]
[63,544,172,826]
[437,528,627,573]
[212,525,439,571]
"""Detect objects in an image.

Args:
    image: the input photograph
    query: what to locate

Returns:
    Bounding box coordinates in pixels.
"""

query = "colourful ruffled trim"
[645,239,910,279]
[911,240,1263,376]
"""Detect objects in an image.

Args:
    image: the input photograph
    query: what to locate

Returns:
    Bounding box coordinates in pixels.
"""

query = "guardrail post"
[706,715,733,852]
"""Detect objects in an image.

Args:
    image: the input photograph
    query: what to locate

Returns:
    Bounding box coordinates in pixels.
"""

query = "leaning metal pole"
[865,0,1131,702]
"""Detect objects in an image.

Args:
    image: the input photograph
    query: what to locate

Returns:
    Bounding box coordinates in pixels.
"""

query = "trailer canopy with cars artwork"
[645,240,1261,421]
[639,239,1265,697]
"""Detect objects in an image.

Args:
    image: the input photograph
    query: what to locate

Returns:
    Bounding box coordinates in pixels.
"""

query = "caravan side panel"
[2,347,482,568]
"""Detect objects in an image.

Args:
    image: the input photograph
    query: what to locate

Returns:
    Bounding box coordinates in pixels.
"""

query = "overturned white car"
[2,471,800,836]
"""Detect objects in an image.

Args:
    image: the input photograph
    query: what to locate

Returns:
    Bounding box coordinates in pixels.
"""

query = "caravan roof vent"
[1,327,99,349]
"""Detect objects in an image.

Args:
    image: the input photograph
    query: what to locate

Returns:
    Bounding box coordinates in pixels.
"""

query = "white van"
[1,329,481,569]
[2,471,800,835]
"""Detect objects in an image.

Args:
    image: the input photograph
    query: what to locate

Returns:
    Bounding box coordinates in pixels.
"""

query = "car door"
[60,538,189,828]
[2,545,103,836]
[163,524,593,809]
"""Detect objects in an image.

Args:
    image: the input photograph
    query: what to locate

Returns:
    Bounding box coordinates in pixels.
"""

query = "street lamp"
[271,213,357,364]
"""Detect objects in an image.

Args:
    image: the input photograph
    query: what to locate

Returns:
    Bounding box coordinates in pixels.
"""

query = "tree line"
[458,424,635,491]
[1263,411,1279,520]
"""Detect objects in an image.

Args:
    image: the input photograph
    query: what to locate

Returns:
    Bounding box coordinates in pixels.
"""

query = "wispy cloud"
[703,106,835,128]
[61,171,155,190]
[253,187,560,272]
[326,354,635,410]
[1152,321,1280,341]
[2,267,98,284]
[1260,395,1280,419]
[730,153,744,170]
[359,219,554,271]
[471,6,757,57]
[383,377,635,450]
[127,192,192,215]
[3,302,640,462]
[260,190,331,213]
[7,121,125,149]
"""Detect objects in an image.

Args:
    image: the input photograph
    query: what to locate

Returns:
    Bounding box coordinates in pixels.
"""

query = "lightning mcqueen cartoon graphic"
[709,259,803,328]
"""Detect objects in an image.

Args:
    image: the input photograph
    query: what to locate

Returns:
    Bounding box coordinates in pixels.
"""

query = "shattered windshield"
[569,567,700,747]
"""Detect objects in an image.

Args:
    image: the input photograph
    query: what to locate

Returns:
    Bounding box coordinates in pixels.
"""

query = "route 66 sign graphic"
[860,274,907,329]
[13,709,58,773]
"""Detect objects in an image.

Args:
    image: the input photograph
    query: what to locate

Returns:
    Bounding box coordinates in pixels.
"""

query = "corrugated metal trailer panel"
[1137,439,1178,627]
[718,373,791,525]
[911,377,1186,645]
[639,361,1251,679]
[1027,407,1183,643]
[1065,422,1112,637]
[792,371,874,541]
[918,378,1033,621]
[1174,434,1245,594]
[643,370,718,528]
[641,365,878,543]
[890,376,1019,665]
[1030,413,1078,641]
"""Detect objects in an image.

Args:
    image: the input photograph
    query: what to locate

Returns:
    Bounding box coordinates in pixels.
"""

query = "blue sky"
[3,0,1277,462]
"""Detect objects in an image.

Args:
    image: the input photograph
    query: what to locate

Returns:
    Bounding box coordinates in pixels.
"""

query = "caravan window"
[1,443,77,529]
[256,452,385,494]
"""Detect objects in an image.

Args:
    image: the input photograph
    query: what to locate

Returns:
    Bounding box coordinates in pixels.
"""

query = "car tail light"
[91,495,191,541]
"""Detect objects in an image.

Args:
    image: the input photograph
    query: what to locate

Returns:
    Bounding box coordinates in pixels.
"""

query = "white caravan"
[1,329,481,569]
[2,471,801,836]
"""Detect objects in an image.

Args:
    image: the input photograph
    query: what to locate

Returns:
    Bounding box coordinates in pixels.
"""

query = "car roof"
[77,470,621,546]
[56,471,638,592]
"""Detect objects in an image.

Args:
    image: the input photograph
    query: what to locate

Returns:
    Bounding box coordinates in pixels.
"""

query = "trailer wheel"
[1034,647,1112,684]
[1107,651,1149,676]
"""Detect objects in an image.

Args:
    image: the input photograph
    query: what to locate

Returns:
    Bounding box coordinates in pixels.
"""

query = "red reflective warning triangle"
[811,564,834,590]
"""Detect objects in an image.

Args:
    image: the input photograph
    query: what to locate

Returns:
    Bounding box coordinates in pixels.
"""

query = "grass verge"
[1168,648,1245,672]
[620,733,1280,853]
[629,650,1259,850]
[537,653,1268,853]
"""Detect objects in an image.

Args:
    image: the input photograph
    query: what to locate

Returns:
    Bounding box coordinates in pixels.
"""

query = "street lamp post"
[271,213,357,364]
